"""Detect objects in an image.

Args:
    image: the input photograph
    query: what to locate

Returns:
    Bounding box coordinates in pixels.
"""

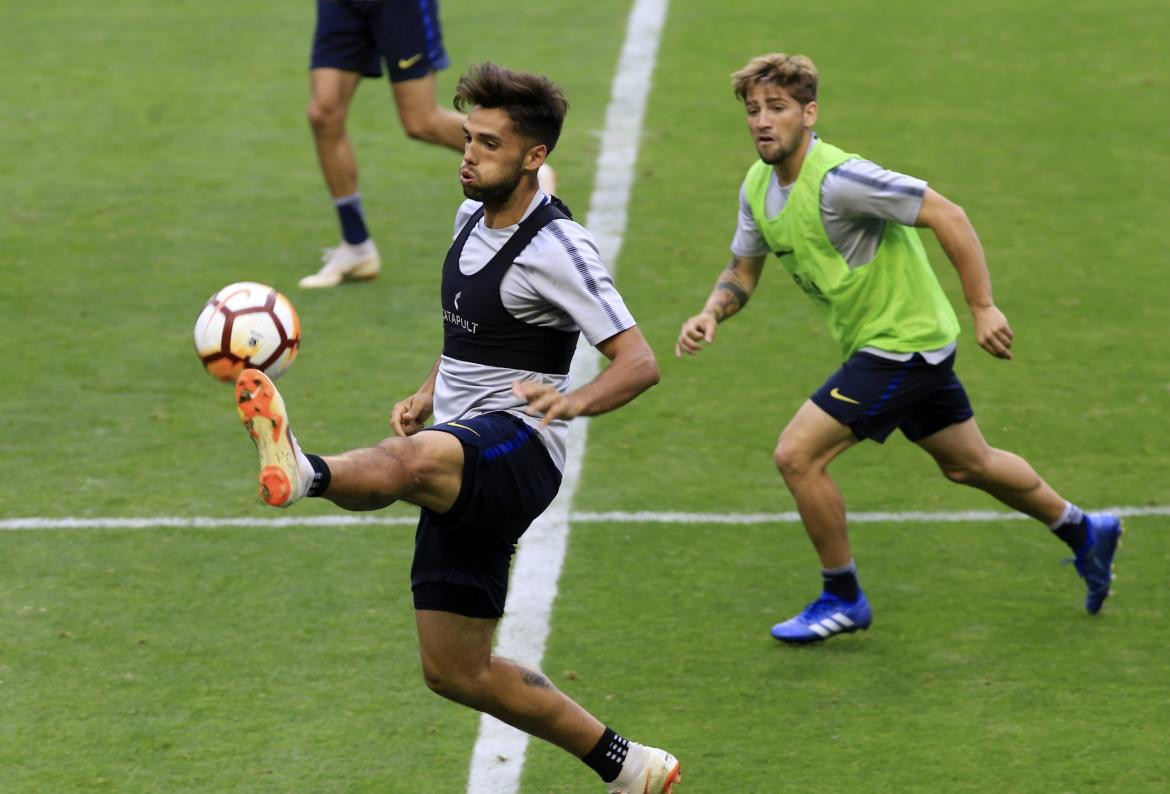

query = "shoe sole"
[773,623,870,645]
[236,368,297,507]
[660,760,681,794]
[299,257,381,289]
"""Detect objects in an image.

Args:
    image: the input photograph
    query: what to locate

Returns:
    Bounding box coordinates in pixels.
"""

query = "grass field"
[2,0,1168,791]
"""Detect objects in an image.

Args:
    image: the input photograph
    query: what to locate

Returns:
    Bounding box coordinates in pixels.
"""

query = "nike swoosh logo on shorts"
[397,53,423,69]
[830,387,860,405]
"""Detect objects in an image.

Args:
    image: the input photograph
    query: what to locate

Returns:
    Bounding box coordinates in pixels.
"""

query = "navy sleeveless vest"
[441,197,580,375]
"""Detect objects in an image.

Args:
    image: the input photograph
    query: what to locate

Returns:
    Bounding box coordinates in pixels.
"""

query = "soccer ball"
[193,282,300,382]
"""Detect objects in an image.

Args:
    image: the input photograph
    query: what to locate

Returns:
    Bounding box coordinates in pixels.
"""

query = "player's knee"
[420,658,483,704]
[400,109,441,143]
[774,441,812,481]
[420,660,456,698]
[373,437,424,489]
[938,459,984,486]
[307,98,345,134]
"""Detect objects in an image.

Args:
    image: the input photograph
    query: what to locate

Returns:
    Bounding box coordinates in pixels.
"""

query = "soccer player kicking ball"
[238,63,680,793]
[676,53,1121,644]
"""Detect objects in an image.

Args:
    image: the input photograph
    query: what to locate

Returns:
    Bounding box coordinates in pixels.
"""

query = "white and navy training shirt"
[432,190,636,470]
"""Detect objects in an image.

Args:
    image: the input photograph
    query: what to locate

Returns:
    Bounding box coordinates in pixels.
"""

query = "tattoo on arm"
[521,669,553,689]
[712,279,750,320]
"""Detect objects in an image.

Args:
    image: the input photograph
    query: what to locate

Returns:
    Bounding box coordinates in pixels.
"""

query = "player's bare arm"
[915,187,1013,360]
[391,358,441,436]
[675,253,767,357]
[512,325,659,426]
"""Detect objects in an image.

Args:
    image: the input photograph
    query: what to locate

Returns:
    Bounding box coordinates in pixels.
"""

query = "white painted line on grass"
[465,1,670,792]
[2,505,1167,532]
[573,505,1170,524]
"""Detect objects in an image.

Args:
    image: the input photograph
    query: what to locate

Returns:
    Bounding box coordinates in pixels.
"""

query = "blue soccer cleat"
[1071,512,1123,614]
[771,590,872,644]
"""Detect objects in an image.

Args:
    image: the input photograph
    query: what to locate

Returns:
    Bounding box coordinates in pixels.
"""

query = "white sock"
[1048,501,1084,530]
[290,433,314,500]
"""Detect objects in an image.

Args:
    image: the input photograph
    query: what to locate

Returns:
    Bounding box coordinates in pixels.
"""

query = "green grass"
[2,0,1169,791]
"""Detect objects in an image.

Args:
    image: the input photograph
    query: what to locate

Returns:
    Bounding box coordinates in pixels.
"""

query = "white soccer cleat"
[299,239,381,288]
[235,368,313,507]
[608,745,681,794]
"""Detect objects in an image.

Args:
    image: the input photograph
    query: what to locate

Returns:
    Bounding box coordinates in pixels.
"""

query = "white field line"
[3,505,1168,532]
[464,1,670,792]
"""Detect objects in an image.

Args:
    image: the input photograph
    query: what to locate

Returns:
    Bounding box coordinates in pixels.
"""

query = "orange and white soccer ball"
[193,282,300,382]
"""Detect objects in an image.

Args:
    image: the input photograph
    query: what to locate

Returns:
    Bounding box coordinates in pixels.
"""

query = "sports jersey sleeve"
[452,199,482,238]
[504,219,636,346]
[730,179,771,257]
[821,159,927,225]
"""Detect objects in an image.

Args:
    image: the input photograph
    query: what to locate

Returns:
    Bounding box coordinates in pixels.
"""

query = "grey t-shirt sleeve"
[502,218,636,347]
[730,179,772,258]
[822,159,927,225]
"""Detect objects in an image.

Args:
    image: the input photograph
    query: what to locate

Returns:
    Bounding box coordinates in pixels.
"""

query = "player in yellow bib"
[676,53,1121,643]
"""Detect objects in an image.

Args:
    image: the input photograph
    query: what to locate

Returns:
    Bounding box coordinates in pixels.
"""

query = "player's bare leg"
[391,72,465,150]
[318,432,463,513]
[415,610,681,792]
[309,67,364,197]
[236,369,460,512]
[917,416,1122,613]
[303,67,381,287]
[392,73,557,192]
[771,400,871,643]
[915,417,1065,522]
[416,610,603,753]
[773,400,859,569]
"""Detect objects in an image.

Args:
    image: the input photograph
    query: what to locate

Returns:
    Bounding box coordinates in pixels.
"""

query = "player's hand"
[512,381,577,427]
[675,311,718,357]
[973,304,1013,359]
[391,393,433,437]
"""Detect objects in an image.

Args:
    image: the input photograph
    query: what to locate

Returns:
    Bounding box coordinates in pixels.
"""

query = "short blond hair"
[732,53,818,105]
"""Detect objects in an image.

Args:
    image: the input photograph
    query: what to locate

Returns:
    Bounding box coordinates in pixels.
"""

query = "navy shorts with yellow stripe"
[810,350,974,443]
[411,412,561,619]
[311,0,450,83]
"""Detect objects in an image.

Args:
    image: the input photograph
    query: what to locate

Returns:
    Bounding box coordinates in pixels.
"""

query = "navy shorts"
[810,350,974,443]
[411,412,562,619]
[311,0,450,83]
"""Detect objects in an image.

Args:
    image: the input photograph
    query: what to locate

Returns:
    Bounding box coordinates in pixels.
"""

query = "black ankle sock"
[822,567,861,602]
[582,727,629,783]
[305,454,331,497]
[334,194,370,245]
[1054,516,1090,553]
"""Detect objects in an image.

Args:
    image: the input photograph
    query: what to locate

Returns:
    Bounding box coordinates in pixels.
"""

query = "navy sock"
[305,454,331,498]
[822,565,861,602]
[582,727,629,784]
[1054,516,1091,554]
[334,194,370,245]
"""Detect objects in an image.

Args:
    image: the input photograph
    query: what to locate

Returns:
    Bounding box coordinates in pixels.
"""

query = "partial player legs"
[308,67,364,198]
[319,431,464,513]
[235,369,464,513]
[917,416,1122,613]
[773,400,860,569]
[415,610,682,792]
[415,609,605,755]
[391,72,466,150]
[770,401,873,643]
[302,67,383,287]
[915,417,1066,523]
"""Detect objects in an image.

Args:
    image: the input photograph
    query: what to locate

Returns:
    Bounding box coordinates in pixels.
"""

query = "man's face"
[743,82,816,166]
[459,106,535,205]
